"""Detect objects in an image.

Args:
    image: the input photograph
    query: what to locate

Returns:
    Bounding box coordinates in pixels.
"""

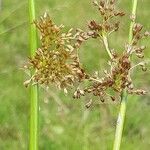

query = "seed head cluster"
[92,0,125,35]
[24,0,149,106]
[24,13,87,89]
[72,0,149,103]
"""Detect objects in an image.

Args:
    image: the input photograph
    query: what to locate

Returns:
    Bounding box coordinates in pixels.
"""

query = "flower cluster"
[24,1,149,106]
[128,23,150,58]
[24,13,87,89]
[72,0,149,103]
[91,0,125,36]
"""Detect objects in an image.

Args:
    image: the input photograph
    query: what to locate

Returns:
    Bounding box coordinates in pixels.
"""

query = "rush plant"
[25,0,149,149]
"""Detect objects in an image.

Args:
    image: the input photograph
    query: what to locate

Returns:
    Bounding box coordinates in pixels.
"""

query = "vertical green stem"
[113,91,127,150]
[113,1,138,150]
[28,0,39,150]
[129,0,138,43]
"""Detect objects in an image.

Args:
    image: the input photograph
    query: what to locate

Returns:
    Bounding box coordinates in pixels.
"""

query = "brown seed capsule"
[140,63,147,72]
[144,31,150,37]
[111,96,115,101]
[135,23,143,32]
[85,99,93,108]
[136,53,144,58]
[110,0,115,5]
[118,12,125,17]
[140,46,146,50]
[99,1,105,8]
[114,21,120,31]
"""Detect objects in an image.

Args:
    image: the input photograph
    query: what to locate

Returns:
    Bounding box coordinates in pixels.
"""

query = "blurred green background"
[0,0,150,149]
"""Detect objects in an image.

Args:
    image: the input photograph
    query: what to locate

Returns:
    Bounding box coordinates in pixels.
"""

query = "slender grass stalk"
[113,1,138,150]
[28,0,39,150]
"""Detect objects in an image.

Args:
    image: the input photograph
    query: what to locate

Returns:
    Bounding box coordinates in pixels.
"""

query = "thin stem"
[89,77,102,83]
[130,60,150,70]
[102,35,113,59]
[29,0,37,56]
[129,0,138,43]
[113,1,138,150]
[28,0,39,150]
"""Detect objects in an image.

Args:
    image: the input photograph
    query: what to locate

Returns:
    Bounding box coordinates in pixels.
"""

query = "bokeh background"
[0,0,150,149]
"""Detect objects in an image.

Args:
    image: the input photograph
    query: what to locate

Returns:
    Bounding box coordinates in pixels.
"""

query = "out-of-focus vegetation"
[0,0,150,149]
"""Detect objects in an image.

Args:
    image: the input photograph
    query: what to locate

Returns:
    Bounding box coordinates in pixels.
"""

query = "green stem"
[129,0,138,43]
[28,0,39,150]
[103,35,113,59]
[113,91,127,150]
[113,1,138,150]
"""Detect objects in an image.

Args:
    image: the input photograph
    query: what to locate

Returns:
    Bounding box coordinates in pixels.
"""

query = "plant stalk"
[28,0,39,150]
[129,0,138,43]
[103,35,113,59]
[113,0,138,150]
[113,91,127,150]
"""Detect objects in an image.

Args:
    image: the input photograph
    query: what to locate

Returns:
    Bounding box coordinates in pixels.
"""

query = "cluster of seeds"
[24,0,149,106]
[72,0,149,103]
[128,23,150,58]
[73,50,146,103]
[24,13,87,89]
[92,0,125,36]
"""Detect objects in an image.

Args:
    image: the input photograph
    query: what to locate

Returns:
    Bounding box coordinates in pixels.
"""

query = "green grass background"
[0,0,150,149]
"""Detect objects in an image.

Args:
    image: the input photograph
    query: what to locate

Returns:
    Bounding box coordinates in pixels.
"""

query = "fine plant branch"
[89,77,103,83]
[113,91,127,150]
[113,0,138,150]
[129,0,138,43]
[130,60,150,70]
[102,35,113,59]
[28,0,39,150]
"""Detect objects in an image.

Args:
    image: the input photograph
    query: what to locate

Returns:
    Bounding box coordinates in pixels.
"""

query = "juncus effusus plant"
[25,0,149,149]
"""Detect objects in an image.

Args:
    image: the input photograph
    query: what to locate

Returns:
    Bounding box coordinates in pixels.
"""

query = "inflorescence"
[24,13,88,89]
[24,0,150,106]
